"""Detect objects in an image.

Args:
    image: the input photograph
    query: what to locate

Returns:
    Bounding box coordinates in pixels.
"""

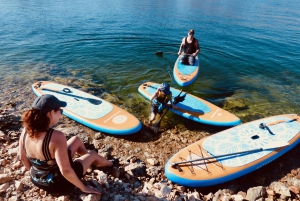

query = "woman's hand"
[81,185,101,195]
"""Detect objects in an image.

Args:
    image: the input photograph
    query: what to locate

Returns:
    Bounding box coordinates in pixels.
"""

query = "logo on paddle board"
[112,115,128,124]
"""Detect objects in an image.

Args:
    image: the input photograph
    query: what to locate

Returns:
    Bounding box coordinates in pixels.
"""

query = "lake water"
[0,0,299,125]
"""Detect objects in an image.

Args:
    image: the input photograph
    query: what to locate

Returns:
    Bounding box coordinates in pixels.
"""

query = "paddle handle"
[267,118,297,126]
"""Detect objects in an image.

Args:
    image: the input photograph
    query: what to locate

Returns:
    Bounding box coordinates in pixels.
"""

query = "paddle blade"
[155,51,163,55]
[150,119,162,134]
[263,141,289,150]
[174,93,186,104]
[87,98,102,105]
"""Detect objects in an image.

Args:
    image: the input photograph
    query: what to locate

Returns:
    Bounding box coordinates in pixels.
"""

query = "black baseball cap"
[32,94,67,113]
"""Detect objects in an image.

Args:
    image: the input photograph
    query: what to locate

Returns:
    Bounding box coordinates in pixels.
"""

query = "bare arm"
[18,129,31,170]
[150,89,159,101]
[53,131,100,194]
[178,38,185,55]
[193,39,200,56]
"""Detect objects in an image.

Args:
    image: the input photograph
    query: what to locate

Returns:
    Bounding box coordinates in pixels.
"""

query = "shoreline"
[1,83,300,200]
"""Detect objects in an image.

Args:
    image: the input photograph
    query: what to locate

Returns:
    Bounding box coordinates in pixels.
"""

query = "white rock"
[56,195,70,201]
[79,194,101,201]
[232,194,244,201]
[94,170,107,184]
[8,147,18,156]
[14,180,23,191]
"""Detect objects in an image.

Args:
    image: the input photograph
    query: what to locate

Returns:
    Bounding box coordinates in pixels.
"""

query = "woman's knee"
[67,136,84,155]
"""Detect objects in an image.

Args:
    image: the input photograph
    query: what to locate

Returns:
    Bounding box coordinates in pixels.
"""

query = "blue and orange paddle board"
[165,114,300,187]
[173,56,199,87]
[32,81,142,135]
[138,82,241,127]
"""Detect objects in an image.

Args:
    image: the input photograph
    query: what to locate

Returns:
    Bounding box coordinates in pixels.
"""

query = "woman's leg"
[74,150,112,174]
[67,136,88,157]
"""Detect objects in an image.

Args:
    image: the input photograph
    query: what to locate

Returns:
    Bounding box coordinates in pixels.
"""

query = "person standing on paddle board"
[18,94,113,194]
[178,29,200,65]
[148,83,177,126]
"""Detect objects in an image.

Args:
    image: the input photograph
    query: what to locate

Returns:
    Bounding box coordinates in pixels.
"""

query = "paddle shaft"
[170,148,267,167]
[155,51,192,56]
[170,140,290,167]
[41,88,89,100]
[41,88,102,105]
[267,118,298,126]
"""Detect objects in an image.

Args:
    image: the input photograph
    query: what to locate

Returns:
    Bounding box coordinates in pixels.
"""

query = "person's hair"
[22,108,50,139]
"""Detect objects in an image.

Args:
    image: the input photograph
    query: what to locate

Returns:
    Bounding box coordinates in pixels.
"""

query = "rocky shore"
[1,82,300,201]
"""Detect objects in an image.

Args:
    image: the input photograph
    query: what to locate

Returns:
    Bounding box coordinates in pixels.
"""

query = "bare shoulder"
[51,129,67,143]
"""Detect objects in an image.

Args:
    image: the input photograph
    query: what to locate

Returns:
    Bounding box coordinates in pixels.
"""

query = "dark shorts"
[151,104,163,115]
[179,54,195,65]
[31,150,84,193]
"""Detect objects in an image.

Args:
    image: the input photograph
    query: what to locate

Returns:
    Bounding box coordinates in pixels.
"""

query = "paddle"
[41,88,102,105]
[155,51,192,56]
[169,141,289,167]
[260,118,298,127]
[150,90,186,133]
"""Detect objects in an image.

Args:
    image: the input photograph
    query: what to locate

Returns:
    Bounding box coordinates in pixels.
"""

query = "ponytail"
[22,108,50,139]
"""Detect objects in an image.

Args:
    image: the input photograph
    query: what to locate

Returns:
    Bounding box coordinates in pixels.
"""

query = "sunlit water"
[0,0,299,126]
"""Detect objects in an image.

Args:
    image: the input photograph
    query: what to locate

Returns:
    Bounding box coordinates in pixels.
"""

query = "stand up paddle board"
[165,114,300,187]
[32,81,142,135]
[138,82,241,126]
[173,56,199,87]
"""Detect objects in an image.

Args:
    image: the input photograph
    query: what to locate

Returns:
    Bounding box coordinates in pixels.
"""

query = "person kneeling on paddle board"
[178,29,200,65]
[148,83,177,126]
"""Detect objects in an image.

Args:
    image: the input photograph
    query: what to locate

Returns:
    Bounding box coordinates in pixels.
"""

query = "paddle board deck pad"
[138,82,241,126]
[165,114,300,187]
[173,56,199,87]
[32,81,142,135]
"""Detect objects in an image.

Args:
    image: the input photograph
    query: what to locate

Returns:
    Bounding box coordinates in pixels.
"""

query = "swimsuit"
[23,128,83,192]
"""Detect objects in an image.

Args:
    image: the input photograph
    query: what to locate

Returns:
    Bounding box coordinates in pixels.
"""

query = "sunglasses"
[54,108,63,114]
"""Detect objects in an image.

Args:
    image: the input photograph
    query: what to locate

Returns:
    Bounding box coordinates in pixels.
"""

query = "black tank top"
[184,37,196,54]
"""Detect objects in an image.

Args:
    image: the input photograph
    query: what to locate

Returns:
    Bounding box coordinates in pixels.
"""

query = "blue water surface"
[0,0,299,123]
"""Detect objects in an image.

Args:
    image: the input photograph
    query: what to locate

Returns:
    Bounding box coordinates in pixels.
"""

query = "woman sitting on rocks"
[18,94,112,194]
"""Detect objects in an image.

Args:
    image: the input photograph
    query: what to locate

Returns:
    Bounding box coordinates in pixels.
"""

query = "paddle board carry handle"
[63,88,72,93]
